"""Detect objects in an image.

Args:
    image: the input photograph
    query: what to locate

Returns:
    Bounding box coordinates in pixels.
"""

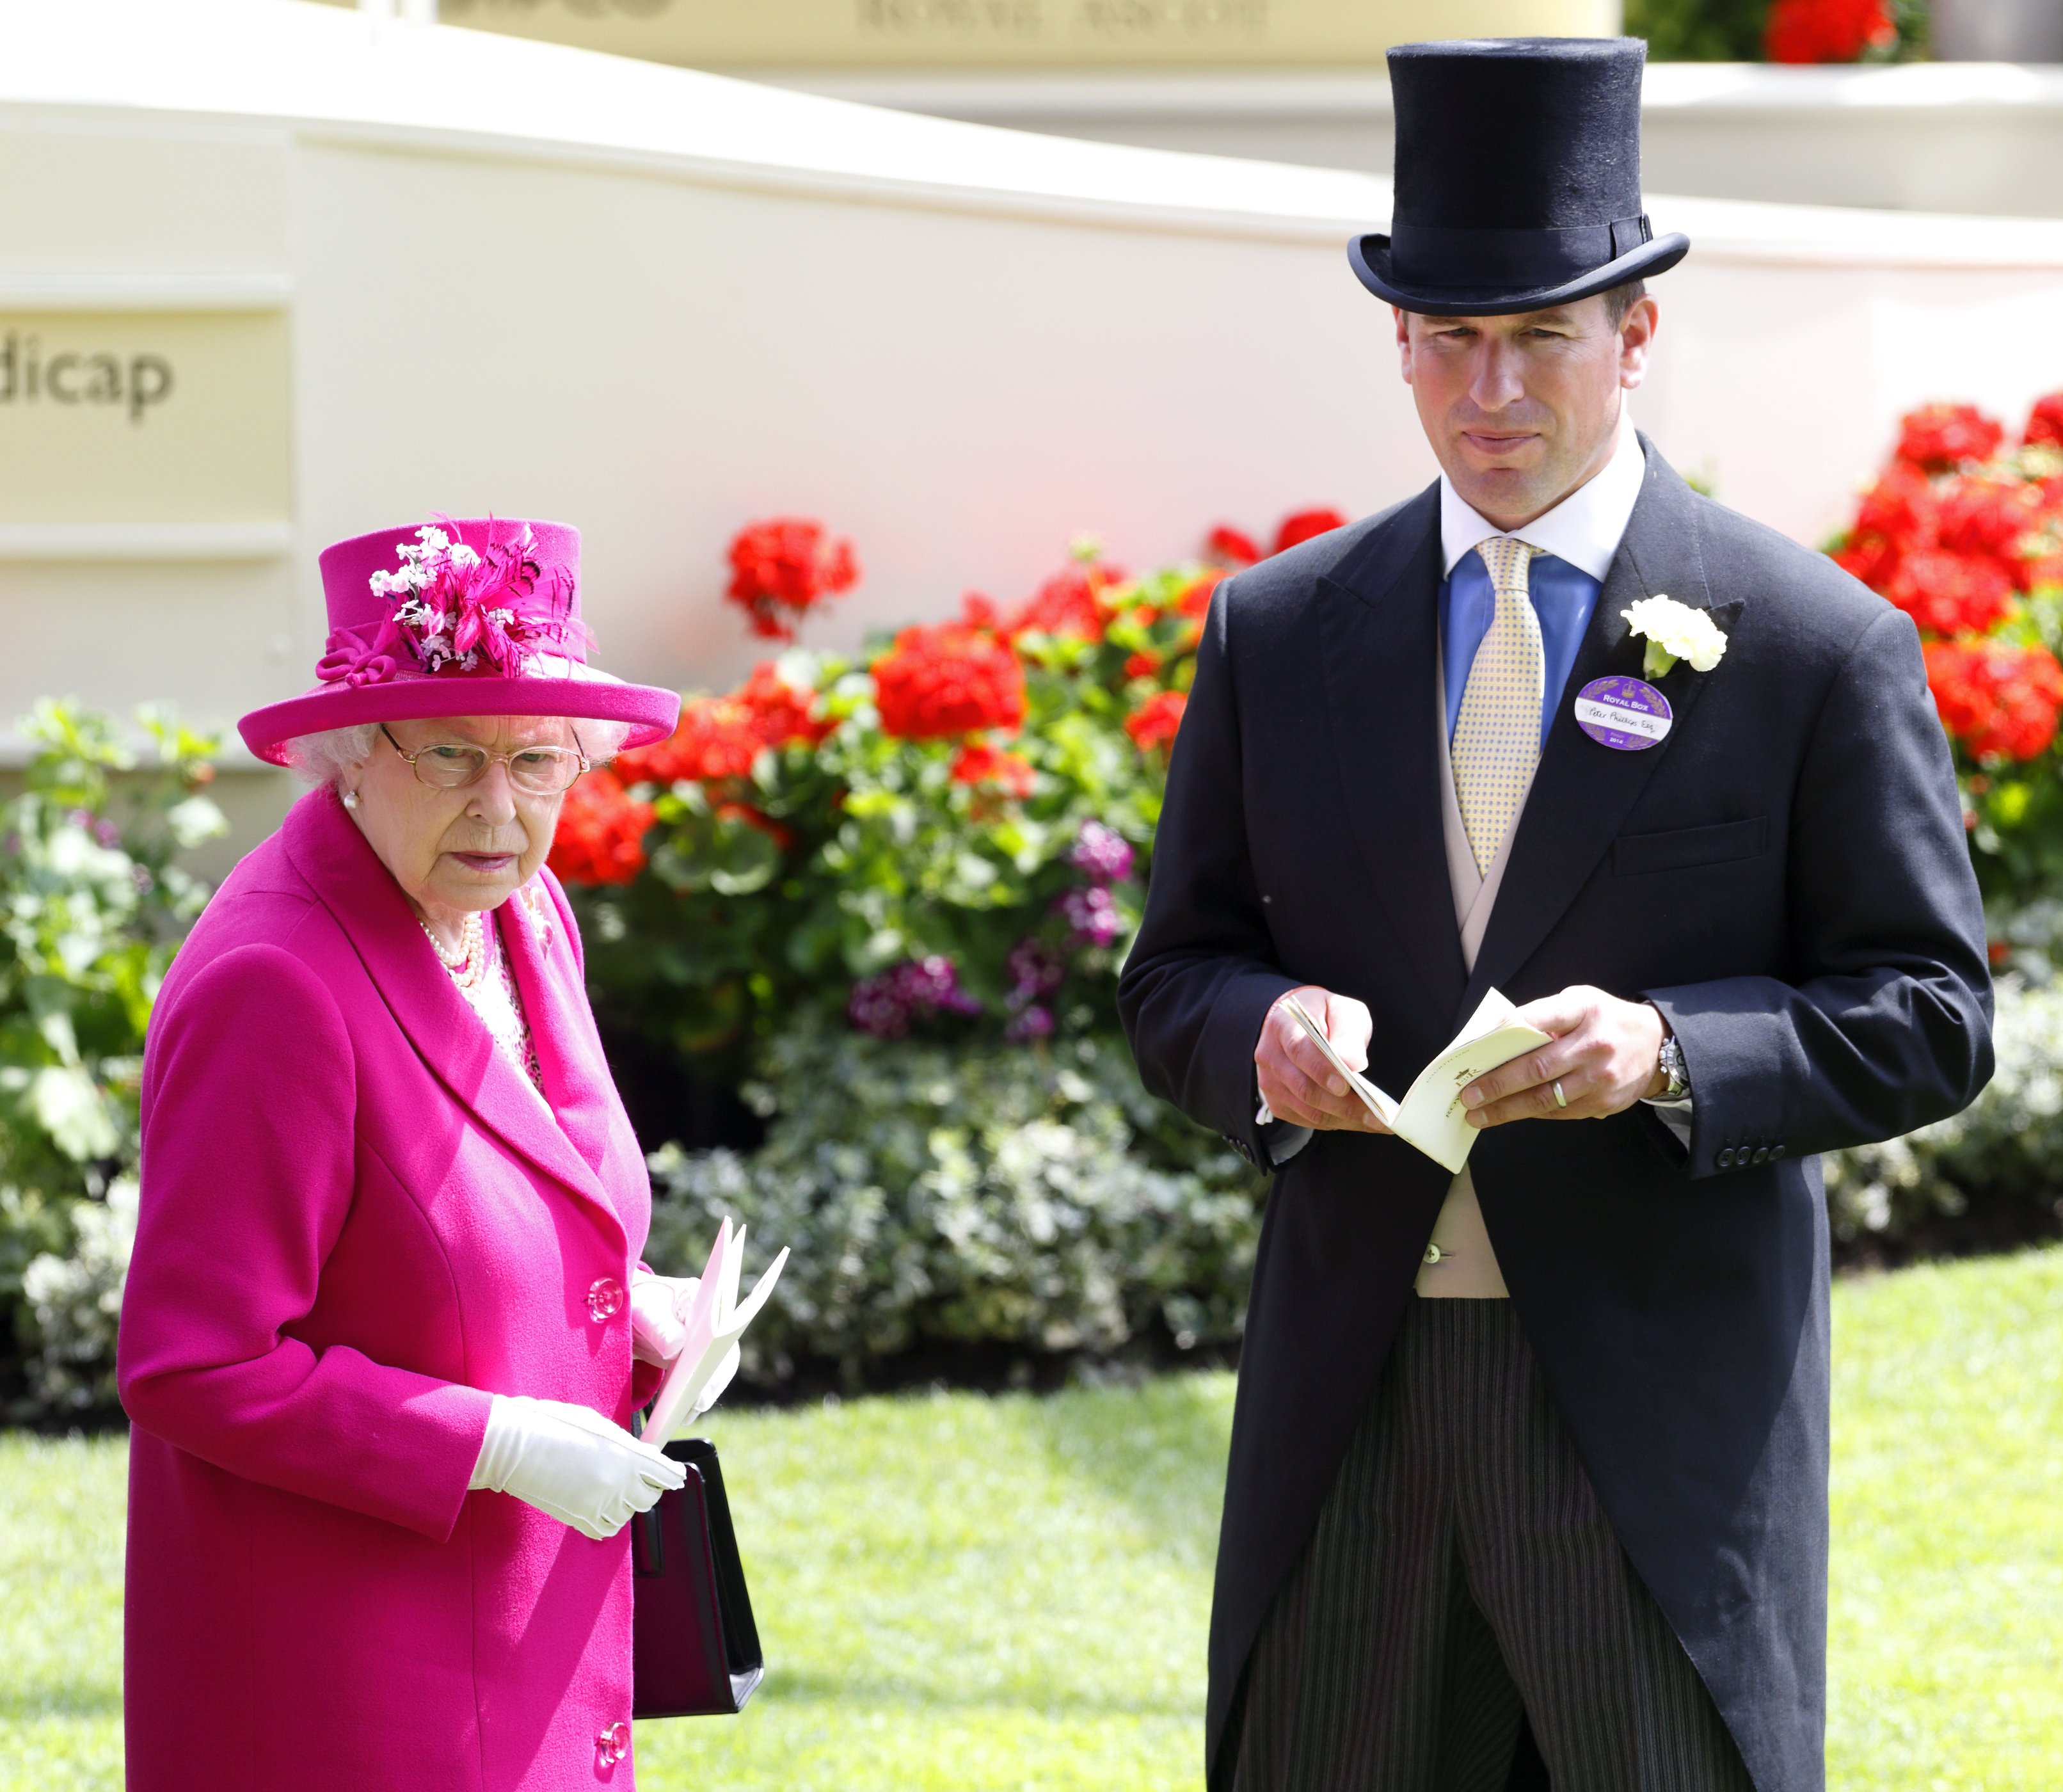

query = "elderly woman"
[119,519,706,1791]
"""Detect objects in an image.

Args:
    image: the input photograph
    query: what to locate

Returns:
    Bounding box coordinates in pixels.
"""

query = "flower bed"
[552,509,1342,1380]
[1826,394,2063,974]
[552,510,1341,1086]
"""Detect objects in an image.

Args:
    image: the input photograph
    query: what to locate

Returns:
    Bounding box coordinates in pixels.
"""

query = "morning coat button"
[1717,1148,1735,1167]
[1771,1144,1787,1159]
[586,1277,625,1323]
[1753,1146,1771,1164]
[596,1720,630,1765]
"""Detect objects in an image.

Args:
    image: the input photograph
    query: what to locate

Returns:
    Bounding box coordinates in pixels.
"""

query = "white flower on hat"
[1623,595,1727,678]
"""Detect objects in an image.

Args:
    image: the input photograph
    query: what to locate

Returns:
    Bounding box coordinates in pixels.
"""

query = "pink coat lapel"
[282,790,625,1247]
[497,877,617,1182]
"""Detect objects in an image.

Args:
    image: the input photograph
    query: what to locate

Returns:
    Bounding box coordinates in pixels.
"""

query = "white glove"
[469,1394,686,1540]
[631,1270,696,1366]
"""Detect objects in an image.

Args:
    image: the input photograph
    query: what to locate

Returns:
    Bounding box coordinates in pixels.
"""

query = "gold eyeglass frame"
[378,723,591,795]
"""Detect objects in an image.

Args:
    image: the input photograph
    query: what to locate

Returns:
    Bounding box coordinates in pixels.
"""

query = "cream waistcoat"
[1416,651,1533,1299]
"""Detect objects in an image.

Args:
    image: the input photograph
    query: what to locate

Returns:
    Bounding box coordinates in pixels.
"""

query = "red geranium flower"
[735,660,834,748]
[615,693,760,786]
[1176,570,1226,619]
[1853,461,1940,550]
[1895,404,2005,474]
[548,769,654,886]
[1008,564,1112,643]
[1925,640,2063,760]
[615,661,829,787]
[1273,508,1349,555]
[1764,0,1896,61]
[948,740,1036,797]
[1833,534,1900,591]
[1887,550,2014,637]
[873,621,1027,739]
[1205,525,1261,567]
[1937,479,2039,587]
[2025,391,2063,451]
[725,518,859,643]
[1124,689,1188,753]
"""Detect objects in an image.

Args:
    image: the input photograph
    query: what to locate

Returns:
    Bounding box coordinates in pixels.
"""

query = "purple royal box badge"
[1573,675,1673,751]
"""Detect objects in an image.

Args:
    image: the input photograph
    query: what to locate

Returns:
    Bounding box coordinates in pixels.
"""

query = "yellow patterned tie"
[1452,536,1544,876]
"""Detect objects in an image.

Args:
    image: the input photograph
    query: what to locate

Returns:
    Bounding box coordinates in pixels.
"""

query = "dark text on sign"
[0,333,174,424]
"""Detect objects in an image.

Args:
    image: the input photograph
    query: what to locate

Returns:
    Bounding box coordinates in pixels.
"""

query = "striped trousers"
[1227,1298,1754,1792]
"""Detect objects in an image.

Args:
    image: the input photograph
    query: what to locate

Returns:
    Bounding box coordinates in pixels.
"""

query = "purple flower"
[1005,1004,1055,1043]
[1056,884,1120,949]
[847,954,982,1038]
[94,819,122,849]
[1069,819,1134,885]
[1005,938,1065,1004]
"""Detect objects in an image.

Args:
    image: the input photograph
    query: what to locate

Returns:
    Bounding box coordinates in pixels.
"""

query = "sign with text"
[0,309,291,525]
[434,0,1614,67]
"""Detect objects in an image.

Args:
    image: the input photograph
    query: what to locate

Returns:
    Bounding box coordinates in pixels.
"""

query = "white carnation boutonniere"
[1623,595,1728,680]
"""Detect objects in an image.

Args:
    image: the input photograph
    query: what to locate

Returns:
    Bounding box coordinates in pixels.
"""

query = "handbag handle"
[631,1407,664,1576]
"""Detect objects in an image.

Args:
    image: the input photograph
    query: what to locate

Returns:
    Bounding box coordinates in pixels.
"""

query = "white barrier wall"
[6,1,2063,856]
[786,62,2063,218]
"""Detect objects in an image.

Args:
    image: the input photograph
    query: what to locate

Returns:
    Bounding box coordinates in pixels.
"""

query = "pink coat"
[120,787,664,1791]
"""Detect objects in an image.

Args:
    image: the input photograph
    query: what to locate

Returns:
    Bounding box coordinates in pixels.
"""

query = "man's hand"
[1255,986,1390,1133]
[1460,986,1667,1129]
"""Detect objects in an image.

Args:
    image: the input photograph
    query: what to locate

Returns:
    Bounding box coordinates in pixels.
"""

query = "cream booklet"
[644,1217,788,1443]
[1281,991,1552,1174]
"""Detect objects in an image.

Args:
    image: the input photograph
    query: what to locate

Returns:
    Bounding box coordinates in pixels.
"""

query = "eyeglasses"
[379,724,590,795]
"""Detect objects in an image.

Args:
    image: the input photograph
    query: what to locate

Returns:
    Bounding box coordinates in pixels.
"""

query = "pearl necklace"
[422,911,488,989]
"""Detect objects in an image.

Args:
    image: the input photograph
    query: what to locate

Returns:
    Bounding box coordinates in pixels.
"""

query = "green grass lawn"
[3,1249,2058,1790]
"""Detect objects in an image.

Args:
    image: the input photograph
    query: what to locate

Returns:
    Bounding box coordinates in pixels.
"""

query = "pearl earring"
[341,790,360,811]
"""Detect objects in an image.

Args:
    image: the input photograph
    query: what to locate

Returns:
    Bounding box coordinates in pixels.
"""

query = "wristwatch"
[1656,1030,1690,1100]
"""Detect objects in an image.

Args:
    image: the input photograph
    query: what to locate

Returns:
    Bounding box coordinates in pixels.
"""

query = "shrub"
[1826,978,2063,1261]
[0,701,223,1420]
[644,1021,1261,1388]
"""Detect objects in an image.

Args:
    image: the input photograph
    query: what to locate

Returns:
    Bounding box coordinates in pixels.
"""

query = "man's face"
[1396,294,1658,531]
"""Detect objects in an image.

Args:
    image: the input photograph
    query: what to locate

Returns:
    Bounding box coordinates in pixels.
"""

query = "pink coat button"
[596,1720,630,1766]
[586,1277,625,1323]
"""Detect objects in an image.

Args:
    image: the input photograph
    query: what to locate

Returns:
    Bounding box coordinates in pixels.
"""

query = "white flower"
[1622,595,1727,676]
[448,543,481,570]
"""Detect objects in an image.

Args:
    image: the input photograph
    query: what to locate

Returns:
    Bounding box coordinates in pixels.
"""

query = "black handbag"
[630,1436,765,1718]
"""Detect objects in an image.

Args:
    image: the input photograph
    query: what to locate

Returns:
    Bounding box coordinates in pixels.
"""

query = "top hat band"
[1389,214,1653,290]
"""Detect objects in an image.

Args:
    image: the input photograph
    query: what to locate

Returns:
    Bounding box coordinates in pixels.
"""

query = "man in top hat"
[1120,36,1991,1792]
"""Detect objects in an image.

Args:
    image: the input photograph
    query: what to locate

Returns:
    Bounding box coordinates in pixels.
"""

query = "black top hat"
[1351,37,1689,316]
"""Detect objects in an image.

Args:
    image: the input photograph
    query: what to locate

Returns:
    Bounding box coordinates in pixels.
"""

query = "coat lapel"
[1463,442,1742,1009]
[498,880,619,1184]
[1315,486,1469,1022]
[282,789,626,1246]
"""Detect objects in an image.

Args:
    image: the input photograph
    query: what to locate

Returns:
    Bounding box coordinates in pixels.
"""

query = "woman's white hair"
[281,724,379,790]
[280,717,633,789]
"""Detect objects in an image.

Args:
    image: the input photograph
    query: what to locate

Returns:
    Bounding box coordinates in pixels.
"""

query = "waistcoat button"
[587,1277,625,1323]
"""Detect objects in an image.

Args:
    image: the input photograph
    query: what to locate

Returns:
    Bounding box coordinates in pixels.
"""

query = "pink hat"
[238,516,681,767]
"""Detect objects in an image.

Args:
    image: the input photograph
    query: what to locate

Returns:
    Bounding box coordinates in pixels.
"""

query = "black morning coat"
[1118,444,1993,1792]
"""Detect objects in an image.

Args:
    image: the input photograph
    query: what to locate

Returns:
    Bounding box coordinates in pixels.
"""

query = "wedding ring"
[1552,1079,1568,1108]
